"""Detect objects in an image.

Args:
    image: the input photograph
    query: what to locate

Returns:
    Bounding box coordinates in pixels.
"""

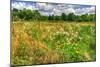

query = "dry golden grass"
[12,22,63,65]
[12,21,96,65]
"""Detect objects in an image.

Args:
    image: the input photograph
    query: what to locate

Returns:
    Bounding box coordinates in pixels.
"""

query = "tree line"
[12,8,96,22]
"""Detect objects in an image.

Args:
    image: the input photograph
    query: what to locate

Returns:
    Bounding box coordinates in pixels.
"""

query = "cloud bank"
[12,1,95,16]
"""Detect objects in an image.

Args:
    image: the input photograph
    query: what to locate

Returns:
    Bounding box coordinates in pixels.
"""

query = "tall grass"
[12,21,96,65]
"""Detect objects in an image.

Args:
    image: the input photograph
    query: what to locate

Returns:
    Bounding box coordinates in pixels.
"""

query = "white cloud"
[26,4,37,10]
[26,5,33,10]
[39,11,54,16]
[52,7,75,16]
[75,6,95,15]
[12,2,26,10]
[65,8,75,14]
[53,8,61,16]
[88,6,95,14]
[36,2,46,10]
[37,2,46,6]
[46,4,54,10]
[12,2,38,10]
[12,2,95,15]
[36,3,76,16]
[67,5,74,8]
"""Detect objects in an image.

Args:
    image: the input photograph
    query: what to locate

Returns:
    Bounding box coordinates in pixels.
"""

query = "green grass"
[12,21,96,65]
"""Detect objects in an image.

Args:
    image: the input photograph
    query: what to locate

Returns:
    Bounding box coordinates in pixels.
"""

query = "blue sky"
[11,1,95,16]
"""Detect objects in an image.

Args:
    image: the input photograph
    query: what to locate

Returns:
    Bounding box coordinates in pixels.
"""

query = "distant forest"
[12,8,96,22]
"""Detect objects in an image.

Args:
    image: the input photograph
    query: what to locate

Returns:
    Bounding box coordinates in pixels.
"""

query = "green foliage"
[12,8,96,22]
[12,42,31,65]
[67,13,75,21]
[28,28,42,40]
[61,13,67,21]
[12,4,96,65]
[48,15,54,20]
[12,22,96,65]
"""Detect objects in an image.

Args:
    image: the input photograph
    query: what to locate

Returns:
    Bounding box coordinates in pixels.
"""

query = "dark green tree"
[12,8,96,22]
[61,13,67,21]
[67,13,75,21]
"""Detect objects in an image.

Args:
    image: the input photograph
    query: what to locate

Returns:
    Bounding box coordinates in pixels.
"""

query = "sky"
[11,1,95,16]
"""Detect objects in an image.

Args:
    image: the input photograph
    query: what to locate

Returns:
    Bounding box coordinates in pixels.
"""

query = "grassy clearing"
[12,21,96,65]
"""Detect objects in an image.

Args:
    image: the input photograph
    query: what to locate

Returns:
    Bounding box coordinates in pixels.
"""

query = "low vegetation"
[12,8,95,22]
[12,21,96,65]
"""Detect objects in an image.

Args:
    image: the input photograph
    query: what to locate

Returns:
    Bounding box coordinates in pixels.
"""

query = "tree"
[88,14,96,22]
[54,16,61,20]
[12,8,95,22]
[32,10,41,21]
[12,8,19,21]
[67,13,75,21]
[81,14,87,21]
[48,15,54,20]
[61,13,67,21]
[40,16,48,21]
[24,9,34,21]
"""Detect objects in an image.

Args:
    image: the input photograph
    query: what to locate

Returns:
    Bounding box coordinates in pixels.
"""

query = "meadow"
[12,21,96,65]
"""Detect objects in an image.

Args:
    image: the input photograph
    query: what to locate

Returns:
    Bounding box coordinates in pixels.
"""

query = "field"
[12,21,96,65]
